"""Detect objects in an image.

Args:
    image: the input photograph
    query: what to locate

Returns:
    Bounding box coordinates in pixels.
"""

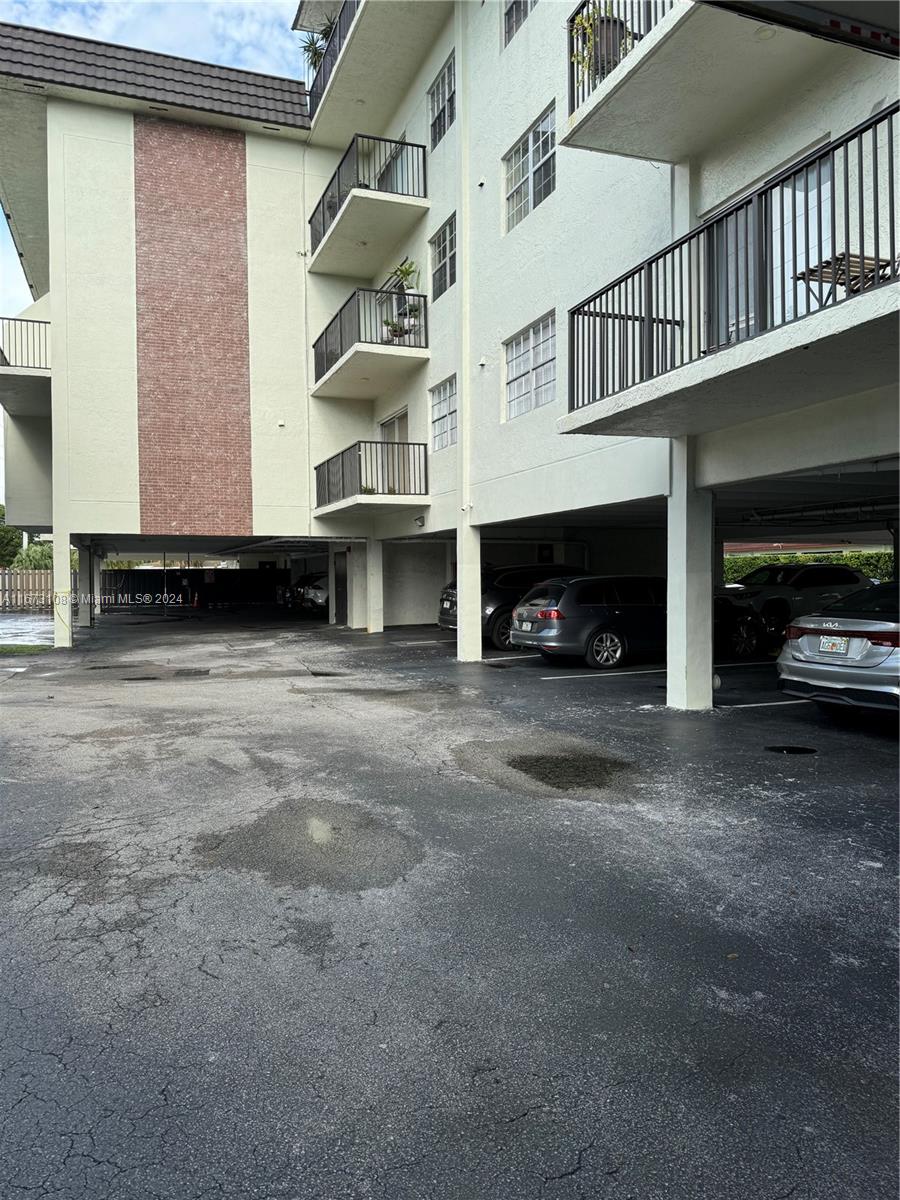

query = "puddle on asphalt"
[507,752,634,791]
[194,796,423,892]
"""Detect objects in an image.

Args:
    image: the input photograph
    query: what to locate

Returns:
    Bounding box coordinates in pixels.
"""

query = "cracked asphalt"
[0,611,897,1199]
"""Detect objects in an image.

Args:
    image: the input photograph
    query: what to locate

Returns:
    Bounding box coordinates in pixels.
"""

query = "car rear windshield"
[519,583,566,608]
[822,584,899,617]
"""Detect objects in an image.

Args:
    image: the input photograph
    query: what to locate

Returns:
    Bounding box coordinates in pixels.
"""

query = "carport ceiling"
[81,535,334,558]
[488,456,898,536]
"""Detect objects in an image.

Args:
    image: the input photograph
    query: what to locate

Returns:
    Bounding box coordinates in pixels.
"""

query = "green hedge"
[723,551,895,585]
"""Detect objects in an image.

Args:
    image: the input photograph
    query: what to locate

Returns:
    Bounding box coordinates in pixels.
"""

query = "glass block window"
[504,0,537,45]
[504,105,556,231]
[505,313,556,419]
[431,376,458,450]
[430,215,457,300]
[428,53,456,150]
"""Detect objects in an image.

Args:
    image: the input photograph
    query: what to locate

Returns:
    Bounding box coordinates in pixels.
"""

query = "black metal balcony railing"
[570,106,899,412]
[308,0,361,120]
[0,318,50,369]
[315,441,428,507]
[313,287,428,381]
[568,0,675,114]
[310,135,427,254]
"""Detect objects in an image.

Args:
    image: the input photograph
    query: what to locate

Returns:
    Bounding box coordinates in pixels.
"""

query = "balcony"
[0,318,51,416]
[314,440,429,515]
[564,0,842,162]
[309,134,428,277]
[311,287,429,400]
[299,0,453,147]
[562,106,900,438]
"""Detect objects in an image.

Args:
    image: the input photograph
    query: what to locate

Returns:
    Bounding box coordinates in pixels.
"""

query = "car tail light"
[536,608,564,620]
[785,625,804,640]
[512,608,519,620]
[864,630,899,648]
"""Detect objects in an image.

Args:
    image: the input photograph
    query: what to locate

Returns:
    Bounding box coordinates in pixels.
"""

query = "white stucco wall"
[383,540,446,625]
[3,412,51,527]
[46,98,140,536]
[246,133,311,537]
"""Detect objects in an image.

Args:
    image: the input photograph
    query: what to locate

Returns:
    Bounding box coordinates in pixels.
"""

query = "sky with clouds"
[0,0,302,498]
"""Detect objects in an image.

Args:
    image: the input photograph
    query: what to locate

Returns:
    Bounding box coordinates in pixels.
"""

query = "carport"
[65,534,333,640]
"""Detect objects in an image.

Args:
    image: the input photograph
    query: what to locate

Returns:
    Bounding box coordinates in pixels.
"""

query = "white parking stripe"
[539,667,668,681]
[720,699,811,709]
[485,653,541,662]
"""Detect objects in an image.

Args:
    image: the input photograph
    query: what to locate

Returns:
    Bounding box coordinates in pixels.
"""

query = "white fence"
[0,569,77,611]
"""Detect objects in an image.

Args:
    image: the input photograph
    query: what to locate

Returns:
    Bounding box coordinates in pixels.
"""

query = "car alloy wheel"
[491,612,513,651]
[731,615,759,658]
[587,630,624,669]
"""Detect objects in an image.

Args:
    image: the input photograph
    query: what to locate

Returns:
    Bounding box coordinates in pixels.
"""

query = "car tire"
[585,629,626,670]
[730,614,761,659]
[489,610,514,651]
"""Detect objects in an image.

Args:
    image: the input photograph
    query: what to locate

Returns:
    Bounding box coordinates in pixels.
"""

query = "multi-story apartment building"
[0,1,897,709]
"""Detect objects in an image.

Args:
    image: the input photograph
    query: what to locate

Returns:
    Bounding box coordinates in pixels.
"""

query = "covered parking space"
[63,533,333,643]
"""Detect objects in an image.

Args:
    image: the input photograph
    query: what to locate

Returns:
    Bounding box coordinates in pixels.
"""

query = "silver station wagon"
[777,583,899,713]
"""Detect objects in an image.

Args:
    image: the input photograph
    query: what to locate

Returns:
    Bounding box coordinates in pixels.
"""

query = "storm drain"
[765,745,818,755]
[507,752,633,791]
[174,668,210,677]
[122,676,161,682]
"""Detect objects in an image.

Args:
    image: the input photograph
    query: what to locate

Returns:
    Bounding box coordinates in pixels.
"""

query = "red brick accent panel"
[134,117,252,537]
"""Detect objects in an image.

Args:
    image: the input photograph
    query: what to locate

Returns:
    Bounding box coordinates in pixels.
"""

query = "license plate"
[520,621,533,632]
[819,634,849,655]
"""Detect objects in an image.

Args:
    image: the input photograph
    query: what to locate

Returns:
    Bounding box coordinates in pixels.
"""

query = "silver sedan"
[777,583,899,713]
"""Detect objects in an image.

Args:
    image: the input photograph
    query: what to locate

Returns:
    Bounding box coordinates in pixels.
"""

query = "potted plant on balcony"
[300,12,337,74]
[571,2,635,89]
[393,260,420,294]
[382,318,405,343]
[405,302,422,336]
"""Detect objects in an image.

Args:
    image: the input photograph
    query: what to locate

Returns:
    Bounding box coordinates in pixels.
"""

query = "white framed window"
[504,0,537,45]
[428,53,456,150]
[431,376,458,450]
[430,215,456,300]
[505,313,556,419]
[504,105,555,232]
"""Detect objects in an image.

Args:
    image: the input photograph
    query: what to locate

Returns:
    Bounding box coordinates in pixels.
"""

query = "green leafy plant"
[392,261,420,292]
[723,551,895,585]
[359,484,377,495]
[300,12,337,73]
[571,2,634,87]
[382,318,404,339]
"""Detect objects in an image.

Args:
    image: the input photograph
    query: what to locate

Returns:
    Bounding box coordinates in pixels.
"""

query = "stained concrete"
[0,612,896,1200]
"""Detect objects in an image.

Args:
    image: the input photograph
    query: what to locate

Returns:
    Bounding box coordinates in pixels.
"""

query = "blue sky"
[0,0,301,316]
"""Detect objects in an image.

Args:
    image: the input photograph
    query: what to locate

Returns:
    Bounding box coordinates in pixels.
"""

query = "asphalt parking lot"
[0,612,897,1200]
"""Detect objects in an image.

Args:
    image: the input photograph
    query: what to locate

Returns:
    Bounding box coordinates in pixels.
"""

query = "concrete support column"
[92,555,103,617]
[666,437,714,710]
[327,545,337,625]
[76,548,92,628]
[365,537,384,634]
[52,532,73,649]
[456,520,482,662]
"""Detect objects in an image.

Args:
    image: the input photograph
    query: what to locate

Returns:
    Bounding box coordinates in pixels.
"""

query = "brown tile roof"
[0,21,309,129]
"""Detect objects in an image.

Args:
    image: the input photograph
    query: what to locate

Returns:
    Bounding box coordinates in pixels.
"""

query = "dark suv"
[438,563,586,650]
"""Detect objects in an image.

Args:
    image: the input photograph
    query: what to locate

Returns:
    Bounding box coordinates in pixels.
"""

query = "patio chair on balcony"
[795,251,898,306]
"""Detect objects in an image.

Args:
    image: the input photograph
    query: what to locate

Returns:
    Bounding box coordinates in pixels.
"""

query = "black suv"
[438,563,586,650]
